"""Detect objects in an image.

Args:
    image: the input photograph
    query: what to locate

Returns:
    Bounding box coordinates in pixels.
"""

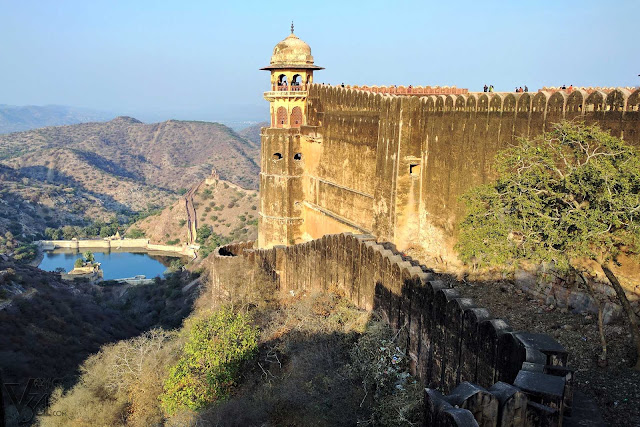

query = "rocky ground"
[447,277,640,426]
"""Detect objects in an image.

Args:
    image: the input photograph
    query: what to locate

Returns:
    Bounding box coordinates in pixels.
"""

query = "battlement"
[308,83,640,114]
[539,86,639,95]
[211,234,574,426]
[260,82,640,289]
[323,84,468,95]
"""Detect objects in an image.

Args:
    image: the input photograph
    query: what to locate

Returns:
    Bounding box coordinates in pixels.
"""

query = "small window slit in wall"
[409,163,420,177]
[294,153,302,160]
[273,152,283,160]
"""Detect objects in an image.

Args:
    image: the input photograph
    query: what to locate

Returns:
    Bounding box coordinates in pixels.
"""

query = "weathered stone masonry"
[260,85,640,266]
[211,233,574,426]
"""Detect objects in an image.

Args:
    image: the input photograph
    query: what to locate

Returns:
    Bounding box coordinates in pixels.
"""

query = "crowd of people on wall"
[482,84,578,93]
[483,84,530,93]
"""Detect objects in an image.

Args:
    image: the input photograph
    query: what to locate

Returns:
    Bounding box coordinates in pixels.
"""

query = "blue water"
[38,250,178,280]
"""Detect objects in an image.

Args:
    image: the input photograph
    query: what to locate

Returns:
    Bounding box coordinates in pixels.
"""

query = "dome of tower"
[261,29,323,71]
[271,33,314,66]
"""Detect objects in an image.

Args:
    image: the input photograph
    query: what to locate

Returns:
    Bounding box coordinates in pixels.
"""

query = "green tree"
[196,225,212,244]
[74,258,84,268]
[457,121,640,368]
[127,227,146,239]
[45,227,60,240]
[83,251,95,264]
[167,259,184,273]
[13,244,38,263]
[160,307,258,415]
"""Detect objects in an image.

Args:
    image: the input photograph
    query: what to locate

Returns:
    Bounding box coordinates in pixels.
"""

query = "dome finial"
[291,21,294,34]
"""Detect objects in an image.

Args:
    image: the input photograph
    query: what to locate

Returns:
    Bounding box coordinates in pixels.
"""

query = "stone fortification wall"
[211,233,573,426]
[336,84,469,96]
[291,84,640,263]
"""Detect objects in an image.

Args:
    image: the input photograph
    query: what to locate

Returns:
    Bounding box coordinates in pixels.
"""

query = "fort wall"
[211,234,574,426]
[260,85,640,269]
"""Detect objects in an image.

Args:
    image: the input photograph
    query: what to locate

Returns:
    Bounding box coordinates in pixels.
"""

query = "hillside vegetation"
[131,173,258,248]
[39,261,422,427]
[0,256,200,425]
[0,117,259,190]
[0,117,259,244]
[238,121,268,146]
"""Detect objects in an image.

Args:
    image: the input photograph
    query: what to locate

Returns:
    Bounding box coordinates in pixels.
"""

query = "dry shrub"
[349,316,423,426]
[194,290,372,426]
[38,329,180,427]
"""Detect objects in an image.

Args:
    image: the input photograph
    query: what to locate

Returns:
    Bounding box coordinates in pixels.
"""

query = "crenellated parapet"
[329,84,469,95]
[211,233,575,426]
[309,83,640,116]
[539,86,638,96]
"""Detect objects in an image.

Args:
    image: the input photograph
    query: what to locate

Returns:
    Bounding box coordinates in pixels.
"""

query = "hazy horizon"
[2,0,639,124]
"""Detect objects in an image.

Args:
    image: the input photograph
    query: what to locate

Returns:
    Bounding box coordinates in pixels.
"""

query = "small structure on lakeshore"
[63,261,103,282]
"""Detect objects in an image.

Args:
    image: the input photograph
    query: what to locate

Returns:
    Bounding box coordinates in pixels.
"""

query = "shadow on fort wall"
[210,233,583,426]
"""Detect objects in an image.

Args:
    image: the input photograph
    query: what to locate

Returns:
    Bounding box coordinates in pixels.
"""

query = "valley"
[0,116,264,425]
[0,117,261,246]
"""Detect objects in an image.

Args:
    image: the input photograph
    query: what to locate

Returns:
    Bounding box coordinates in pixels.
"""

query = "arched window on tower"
[290,106,302,128]
[276,107,288,128]
[278,74,288,91]
[292,74,303,91]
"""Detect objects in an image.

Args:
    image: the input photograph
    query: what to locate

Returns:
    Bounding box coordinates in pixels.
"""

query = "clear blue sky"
[1,0,638,124]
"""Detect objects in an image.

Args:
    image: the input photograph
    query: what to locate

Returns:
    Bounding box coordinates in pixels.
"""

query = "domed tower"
[261,23,323,128]
[258,25,323,248]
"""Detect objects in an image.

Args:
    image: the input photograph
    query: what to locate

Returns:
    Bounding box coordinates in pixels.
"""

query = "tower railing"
[272,84,308,91]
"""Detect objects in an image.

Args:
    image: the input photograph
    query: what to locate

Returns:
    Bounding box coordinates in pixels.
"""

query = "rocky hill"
[0,117,260,191]
[238,121,268,146]
[0,104,112,134]
[0,118,260,241]
[132,171,258,247]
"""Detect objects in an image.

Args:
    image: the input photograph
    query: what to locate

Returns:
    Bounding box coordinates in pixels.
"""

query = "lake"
[38,249,183,280]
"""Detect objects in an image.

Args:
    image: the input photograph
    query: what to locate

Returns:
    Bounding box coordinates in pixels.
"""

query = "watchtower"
[258,25,323,248]
[261,23,323,128]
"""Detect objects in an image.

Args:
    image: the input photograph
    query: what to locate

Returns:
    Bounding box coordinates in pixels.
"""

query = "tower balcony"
[264,84,308,100]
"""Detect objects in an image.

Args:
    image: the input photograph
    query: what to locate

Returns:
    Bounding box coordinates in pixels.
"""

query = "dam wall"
[40,239,196,257]
[211,234,573,426]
